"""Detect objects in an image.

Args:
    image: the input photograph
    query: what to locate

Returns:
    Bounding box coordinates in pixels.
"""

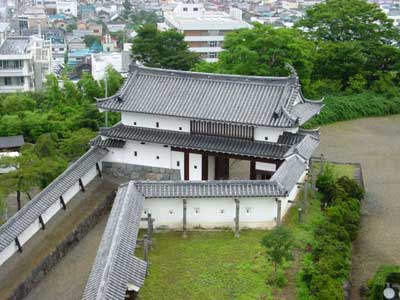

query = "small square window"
[143,209,148,215]
[177,161,180,167]
[134,151,137,156]
[220,209,224,214]
[169,209,174,215]
[193,7,198,11]
[156,156,160,159]
[194,165,197,169]
[265,137,268,141]
[134,122,137,125]
[179,127,182,131]
[245,207,252,215]
[194,208,200,214]
[156,122,159,128]
[141,142,145,145]
[163,145,169,148]
[183,7,188,11]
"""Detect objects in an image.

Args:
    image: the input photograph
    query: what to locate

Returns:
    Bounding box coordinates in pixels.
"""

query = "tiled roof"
[96,64,323,127]
[271,155,307,192]
[90,136,126,148]
[0,135,24,149]
[100,124,293,159]
[284,134,320,160]
[0,147,108,253]
[82,181,146,300]
[135,180,286,198]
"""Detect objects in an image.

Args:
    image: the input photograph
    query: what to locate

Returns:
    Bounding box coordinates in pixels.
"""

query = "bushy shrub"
[367,265,400,300]
[336,176,364,200]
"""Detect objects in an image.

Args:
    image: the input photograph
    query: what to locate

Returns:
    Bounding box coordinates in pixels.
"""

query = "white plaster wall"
[208,155,215,180]
[18,219,41,246]
[171,151,184,179]
[121,112,191,132]
[255,162,276,172]
[140,196,280,230]
[189,153,202,180]
[0,164,101,267]
[102,140,172,169]
[254,126,298,142]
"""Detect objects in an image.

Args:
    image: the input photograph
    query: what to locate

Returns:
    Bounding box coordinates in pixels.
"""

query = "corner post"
[234,199,240,238]
[276,198,282,227]
[182,199,187,238]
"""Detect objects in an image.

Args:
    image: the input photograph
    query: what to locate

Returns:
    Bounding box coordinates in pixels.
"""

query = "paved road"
[316,115,400,299]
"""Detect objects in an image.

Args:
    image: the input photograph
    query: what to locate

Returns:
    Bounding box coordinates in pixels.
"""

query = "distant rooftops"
[0,37,31,55]
[0,135,24,150]
[97,64,323,128]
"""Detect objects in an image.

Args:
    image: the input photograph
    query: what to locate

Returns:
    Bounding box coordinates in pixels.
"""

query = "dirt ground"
[316,115,400,299]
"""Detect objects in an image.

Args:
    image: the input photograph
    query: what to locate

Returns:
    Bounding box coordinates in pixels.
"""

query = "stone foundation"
[102,161,181,181]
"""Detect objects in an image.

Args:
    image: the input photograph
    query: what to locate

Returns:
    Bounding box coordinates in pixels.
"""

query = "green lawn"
[312,161,356,179]
[138,230,275,300]
[138,163,357,300]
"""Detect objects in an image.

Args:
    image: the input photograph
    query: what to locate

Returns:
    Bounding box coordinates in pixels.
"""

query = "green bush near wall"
[367,265,400,300]
[304,93,400,128]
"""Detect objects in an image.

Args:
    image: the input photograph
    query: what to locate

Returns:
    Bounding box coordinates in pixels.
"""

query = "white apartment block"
[0,36,52,93]
[159,3,251,62]
[56,0,78,17]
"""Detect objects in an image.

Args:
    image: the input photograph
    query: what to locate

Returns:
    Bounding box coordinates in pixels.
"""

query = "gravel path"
[316,115,400,299]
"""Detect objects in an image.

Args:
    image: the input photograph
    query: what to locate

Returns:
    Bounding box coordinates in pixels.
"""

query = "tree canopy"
[131,23,200,71]
[296,0,399,43]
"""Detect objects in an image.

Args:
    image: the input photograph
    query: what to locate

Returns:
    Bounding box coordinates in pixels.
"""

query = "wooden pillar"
[276,198,282,227]
[38,215,45,230]
[184,150,189,181]
[234,199,240,238]
[143,235,150,276]
[96,162,102,178]
[250,160,256,180]
[78,178,85,192]
[303,179,308,209]
[298,208,303,222]
[182,199,187,238]
[311,167,316,193]
[319,153,324,175]
[201,155,208,180]
[60,196,66,210]
[147,213,154,240]
[15,237,22,253]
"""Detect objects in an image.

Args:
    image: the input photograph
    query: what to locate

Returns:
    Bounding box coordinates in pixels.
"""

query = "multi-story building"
[159,2,251,62]
[56,0,78,17]
[0,36,52,93]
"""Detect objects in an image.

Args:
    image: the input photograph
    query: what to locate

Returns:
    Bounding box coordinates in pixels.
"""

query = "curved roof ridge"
[131,63,297,84]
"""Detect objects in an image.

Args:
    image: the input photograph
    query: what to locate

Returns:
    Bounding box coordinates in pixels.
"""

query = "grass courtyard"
[138,163,356,300]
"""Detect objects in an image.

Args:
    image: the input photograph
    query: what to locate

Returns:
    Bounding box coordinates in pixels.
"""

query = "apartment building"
[160,3,250,62]
[0,36,52,93]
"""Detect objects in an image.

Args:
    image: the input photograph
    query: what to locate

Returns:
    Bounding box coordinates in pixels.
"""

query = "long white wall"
[254,126,298,142]
[0,163,101,267]
[140,196,280,230]
[121,112,191,132]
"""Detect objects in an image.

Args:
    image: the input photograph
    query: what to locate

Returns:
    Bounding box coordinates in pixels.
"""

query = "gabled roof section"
[82,181,146,300]
[0,135,24,149]
[0,146,108,253]
[134,180,286,198]
[271,155,307,192]
[96,64,323,127]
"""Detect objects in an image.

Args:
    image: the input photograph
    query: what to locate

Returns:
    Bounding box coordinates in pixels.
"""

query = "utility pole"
[104,71,108,127]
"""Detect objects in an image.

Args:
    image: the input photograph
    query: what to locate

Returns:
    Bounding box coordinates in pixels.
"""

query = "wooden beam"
[234,199,240,238]
[201,155,208,180]
[15,237,22,253]
[276,198,282,227]
[184,151,189,181]
[182,199,187,238]
[79,178,85,192]
[250,160,256,180]
[38,215,45,230]
[60,196,66,210]
[96,162,102,178]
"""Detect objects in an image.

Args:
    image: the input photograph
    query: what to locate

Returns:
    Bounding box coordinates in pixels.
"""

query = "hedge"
[367,265,400,300]
[304,93,400,128]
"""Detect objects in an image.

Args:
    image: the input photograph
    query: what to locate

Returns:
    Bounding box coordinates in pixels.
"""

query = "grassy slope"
[138,164,355,300]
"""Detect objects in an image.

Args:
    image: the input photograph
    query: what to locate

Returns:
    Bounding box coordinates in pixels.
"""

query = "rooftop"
[97,64,323,128]
[0,37,30,55]
[0,135,24,150]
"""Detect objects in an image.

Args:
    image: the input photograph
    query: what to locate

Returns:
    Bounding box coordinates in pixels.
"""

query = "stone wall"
[102,161,181,181]
[9,190,116,300]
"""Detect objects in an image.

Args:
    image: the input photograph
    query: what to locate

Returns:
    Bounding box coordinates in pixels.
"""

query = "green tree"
[44,74,64,106]
[78,72,103,101]
[60,128,96,161]
[194,24,315,92]
[131,23,200,70]
[261,226,294,281]
[296,0,399,43]
[130,10,158,28]
[83,35,102,48]
[122,0,132,20]
[101,65,124,97]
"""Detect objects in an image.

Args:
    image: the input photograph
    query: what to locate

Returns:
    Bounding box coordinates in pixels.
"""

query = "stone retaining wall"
[9,190,116,300]
[102,161,181,181]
